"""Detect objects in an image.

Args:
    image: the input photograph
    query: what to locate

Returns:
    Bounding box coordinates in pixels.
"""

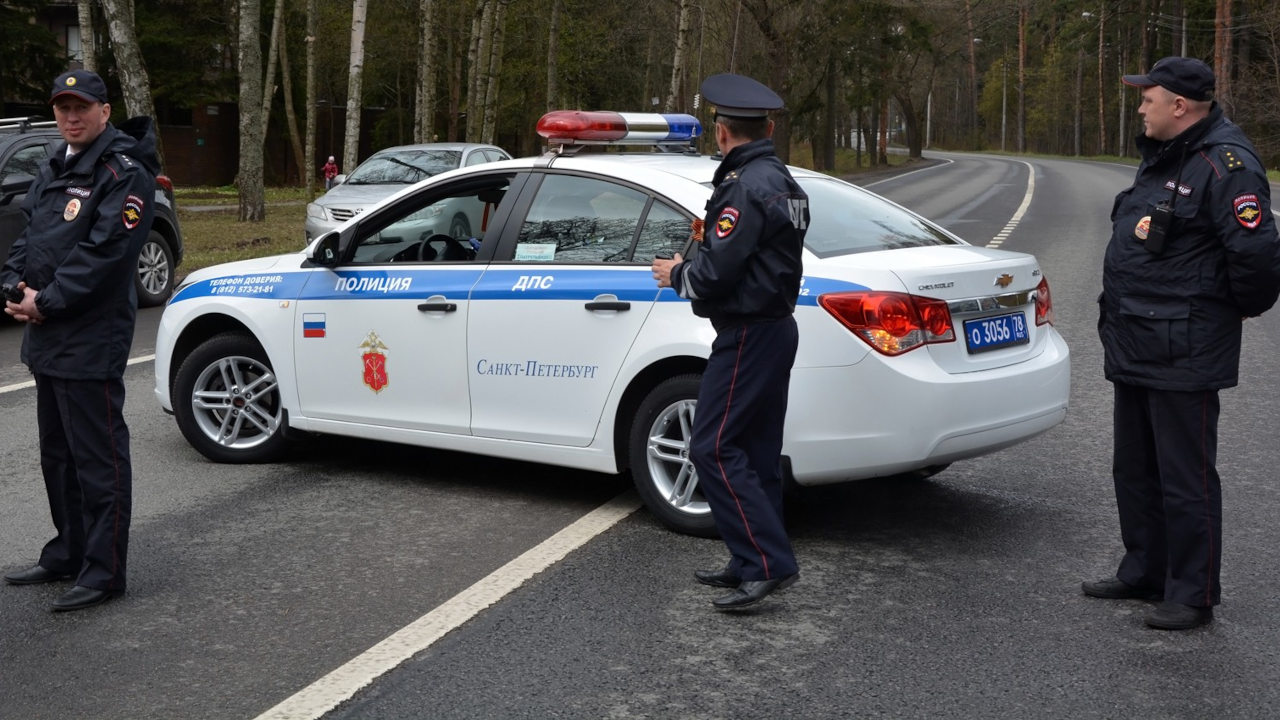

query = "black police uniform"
[1100,102,1280,608]
[1,115,159,593]
[669,76,808,584]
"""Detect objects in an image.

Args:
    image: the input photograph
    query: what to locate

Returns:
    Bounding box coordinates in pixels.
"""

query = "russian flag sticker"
[302,313,326,338]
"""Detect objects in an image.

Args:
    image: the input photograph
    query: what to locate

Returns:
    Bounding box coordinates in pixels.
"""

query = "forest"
[3,0,1279,215]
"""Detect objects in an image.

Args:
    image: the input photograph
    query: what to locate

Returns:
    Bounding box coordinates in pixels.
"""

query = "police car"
[154,111,1069,536]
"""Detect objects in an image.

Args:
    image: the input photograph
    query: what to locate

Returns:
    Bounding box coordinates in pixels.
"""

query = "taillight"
[819,291,956,356]
[155,174,174,193]
[1034,276,1054,326]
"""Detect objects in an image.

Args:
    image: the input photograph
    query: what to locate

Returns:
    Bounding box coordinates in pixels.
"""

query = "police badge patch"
[122,194,145,230]
[716,207,739,238]
[359,331,390,393]
[1233,193,1262,230]
[63,198,81,222]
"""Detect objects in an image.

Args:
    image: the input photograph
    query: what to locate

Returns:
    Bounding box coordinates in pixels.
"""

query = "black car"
[0,116,183,307]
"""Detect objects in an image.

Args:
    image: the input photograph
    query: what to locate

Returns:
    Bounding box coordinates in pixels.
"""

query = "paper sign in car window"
[515,243,557,262]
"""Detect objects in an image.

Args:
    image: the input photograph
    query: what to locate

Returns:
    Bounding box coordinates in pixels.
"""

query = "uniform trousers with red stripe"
[690,315,799,582]
[1112,382,1221,607]
[34,374,132,591]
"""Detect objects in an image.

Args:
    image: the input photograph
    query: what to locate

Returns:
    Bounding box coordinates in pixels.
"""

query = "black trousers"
[35,374,132,591]
[690,316,798,582]
[1112,382,1220,607]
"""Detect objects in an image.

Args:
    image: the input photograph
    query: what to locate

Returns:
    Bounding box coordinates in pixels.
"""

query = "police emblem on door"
[359,331,389,393]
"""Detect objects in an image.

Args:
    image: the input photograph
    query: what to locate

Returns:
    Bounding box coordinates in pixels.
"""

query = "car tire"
[449,214,471,239]
[173,332,288,464]
[136,230,174,307]
[628,373,718,538]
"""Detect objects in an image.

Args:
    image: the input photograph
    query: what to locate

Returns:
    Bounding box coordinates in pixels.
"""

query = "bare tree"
[305,0,317,198]
[99,0,159,159]
[278,5,306,187]
[260,0,286,140]
[237,0,266,221]
[76,0,96,71]
[343,0,369,175]
[467,0,493,142]
[415,0,439,143]
[546,0,560,111]
[665,0,693,113]
[480,0,510,144]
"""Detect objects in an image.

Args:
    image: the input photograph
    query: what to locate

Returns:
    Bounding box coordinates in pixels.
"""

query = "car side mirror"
[332,174,347,186]
[311,231,343,267]
[0,173,34,205]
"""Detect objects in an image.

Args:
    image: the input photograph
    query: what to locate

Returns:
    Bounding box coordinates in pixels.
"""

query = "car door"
[0,139,53,259]
[292,172,519,435]
[467,171,692,447]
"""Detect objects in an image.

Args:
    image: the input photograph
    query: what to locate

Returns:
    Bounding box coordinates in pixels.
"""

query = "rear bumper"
[784,329,1070,484]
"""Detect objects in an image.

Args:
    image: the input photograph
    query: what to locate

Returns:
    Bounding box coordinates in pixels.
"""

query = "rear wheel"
[136,231,174,307]
[628,374,717,537]
[173,332,287,463]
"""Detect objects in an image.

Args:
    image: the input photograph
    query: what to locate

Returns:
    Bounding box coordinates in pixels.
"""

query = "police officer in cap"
[2,69,159,611]
[1085,56,1280,629]
[652,73,809,611]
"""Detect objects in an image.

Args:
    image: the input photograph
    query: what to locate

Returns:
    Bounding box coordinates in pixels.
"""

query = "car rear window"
[797,176,958,258]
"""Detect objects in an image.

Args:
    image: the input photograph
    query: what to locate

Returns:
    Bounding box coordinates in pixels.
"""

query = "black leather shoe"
[1145,601,1213,630]
[1081,576,1162,601]
[4,565,73,585]
[712,573,798,611]
[50,586,122,612]
[695,565,741,589]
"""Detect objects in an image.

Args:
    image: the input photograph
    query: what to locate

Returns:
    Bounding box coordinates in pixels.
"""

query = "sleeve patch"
[122,194,145,230]
[1233,193,1262,229]
[715,207,740,238]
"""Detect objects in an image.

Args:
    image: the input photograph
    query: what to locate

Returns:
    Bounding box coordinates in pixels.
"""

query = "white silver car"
[157,111,1070,536]
[305,142,511,242]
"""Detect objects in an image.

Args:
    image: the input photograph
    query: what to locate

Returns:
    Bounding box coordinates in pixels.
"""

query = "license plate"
[963,312,1030,353]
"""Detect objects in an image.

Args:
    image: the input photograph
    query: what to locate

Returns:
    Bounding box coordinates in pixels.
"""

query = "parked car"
[156,111,1070,537]
[0,116,183,307]
[305,142,512,242]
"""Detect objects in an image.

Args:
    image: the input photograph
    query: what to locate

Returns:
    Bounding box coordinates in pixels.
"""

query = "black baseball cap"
[50,69,109,104]
[700,73,783,119]
[1121,57,1214,101]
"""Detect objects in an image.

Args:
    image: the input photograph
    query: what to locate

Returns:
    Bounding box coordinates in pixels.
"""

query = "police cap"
[1121,57,1214,102]
[700,73,783,119]
[50,69,109,104]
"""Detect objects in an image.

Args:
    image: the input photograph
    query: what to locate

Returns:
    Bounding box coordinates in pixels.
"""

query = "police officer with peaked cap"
[652,73,809,611]
[2,69,159,611]
[1083,56,1280,629]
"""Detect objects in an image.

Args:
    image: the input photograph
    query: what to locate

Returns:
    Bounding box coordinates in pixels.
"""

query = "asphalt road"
[2,154,1279,719]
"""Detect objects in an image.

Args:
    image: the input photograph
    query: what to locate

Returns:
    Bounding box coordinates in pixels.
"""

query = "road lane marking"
[0,354,154,394]
[987,161,1035,248]
[253,490,643,720]
[860,158,953,187]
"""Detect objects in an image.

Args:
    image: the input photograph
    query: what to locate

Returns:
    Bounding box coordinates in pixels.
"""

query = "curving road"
[3,153,1280,719]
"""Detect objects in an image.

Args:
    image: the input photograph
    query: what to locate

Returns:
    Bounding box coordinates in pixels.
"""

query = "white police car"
[155,111,1069,537]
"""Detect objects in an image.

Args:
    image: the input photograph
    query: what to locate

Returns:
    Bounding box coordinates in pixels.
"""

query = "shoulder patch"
[1233,193,1262,230]
[1221,147,1246,172]
[122,194,145,230]
[715,207,740,238]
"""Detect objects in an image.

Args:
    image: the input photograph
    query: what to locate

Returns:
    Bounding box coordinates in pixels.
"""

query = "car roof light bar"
[537,111,702,149]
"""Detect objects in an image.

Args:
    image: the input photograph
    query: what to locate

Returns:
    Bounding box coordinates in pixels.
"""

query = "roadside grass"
[173,186,311,278]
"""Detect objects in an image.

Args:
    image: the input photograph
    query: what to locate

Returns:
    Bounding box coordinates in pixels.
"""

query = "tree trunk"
[546,0,560,111]
[1096,3,1107,155]
[99,0,162,162]
[237,0,265,221]
[343,0,369,175]
[466,0,491,141]
[279,10,305,187]
[665,0,693,113]
[260,0,285,141]
[480,0,509,144]
[305,0,317,198]
[415,0,438,143]
[1214,0,1233,115]
[76,0,96,71]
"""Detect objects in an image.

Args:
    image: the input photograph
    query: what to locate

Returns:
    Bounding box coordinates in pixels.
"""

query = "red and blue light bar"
[536,111,701,145]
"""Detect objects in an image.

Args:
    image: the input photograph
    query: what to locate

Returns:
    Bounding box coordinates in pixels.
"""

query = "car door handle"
[417,301,457,312]
[585,300,630,311]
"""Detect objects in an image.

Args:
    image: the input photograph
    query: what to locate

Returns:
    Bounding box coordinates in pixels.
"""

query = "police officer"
[1084,57,1280,629]
[2,69,158,611]
[652,73,809,611]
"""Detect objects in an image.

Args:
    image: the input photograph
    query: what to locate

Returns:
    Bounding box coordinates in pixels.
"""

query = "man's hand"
[4,283,44,324]
[651,253,683,289]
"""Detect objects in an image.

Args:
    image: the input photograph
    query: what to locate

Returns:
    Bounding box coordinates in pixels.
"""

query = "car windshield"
[345,149,462,185]
[797,176,958,257]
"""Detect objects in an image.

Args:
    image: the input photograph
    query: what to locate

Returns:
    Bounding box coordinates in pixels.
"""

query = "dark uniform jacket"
[671,138,808,328]
[1100,104,1280,391]
[1,117,158,380]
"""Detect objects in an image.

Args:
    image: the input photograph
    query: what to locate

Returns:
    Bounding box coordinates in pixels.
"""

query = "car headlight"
[306,203,327,221]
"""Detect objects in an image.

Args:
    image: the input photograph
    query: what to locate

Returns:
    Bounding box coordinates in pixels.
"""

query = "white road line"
[988,161,1035,248]
[860,158,954,187]
[254,490,643,720]
[0,353,154,394]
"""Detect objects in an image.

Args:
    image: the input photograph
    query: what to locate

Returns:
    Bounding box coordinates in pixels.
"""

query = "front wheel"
[628,374,717,537]
[172,332,288,463]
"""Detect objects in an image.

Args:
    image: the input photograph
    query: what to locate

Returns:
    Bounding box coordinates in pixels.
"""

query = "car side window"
[349,176,510,264]
[515,174,645,263]
[2,144,49,182]
[632,201,690,262]
[464,151,490,167]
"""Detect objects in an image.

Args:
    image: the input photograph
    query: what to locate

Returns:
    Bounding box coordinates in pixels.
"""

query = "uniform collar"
[714,138,776,186]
